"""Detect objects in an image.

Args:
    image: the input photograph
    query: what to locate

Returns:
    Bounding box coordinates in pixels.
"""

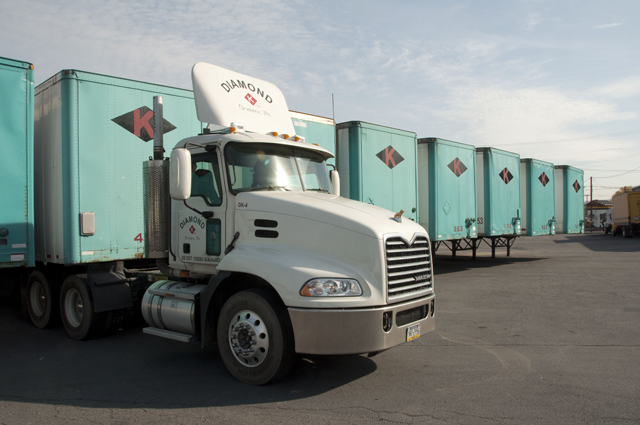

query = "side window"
[190,153,223,206]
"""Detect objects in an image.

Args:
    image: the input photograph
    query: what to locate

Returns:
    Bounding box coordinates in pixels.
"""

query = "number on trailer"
[134,233,143,242]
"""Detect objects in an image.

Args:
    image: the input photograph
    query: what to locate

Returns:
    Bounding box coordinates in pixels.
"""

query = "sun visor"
[192,62,295,136]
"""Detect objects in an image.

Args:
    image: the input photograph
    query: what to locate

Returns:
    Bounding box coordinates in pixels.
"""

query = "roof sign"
[191,62,295,136]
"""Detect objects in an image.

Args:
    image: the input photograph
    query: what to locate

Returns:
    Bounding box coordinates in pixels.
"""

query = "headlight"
[300,279,362,297]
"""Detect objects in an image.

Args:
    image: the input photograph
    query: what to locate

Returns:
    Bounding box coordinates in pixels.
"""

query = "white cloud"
[446,85,636,156]
[525,12,541,31]
[592,76,640,99]
[593,22,623,29]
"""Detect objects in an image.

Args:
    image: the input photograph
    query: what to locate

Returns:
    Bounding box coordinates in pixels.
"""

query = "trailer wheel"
[60,274,105,340]
[26,271,60,328]
[217,289,295,385]
[623,227,632,238]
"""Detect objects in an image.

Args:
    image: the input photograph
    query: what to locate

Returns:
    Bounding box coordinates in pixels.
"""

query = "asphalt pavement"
[1,232,639,424]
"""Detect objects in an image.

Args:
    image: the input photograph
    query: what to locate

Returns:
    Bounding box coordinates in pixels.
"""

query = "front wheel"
[217,289,295,385]
[60,274,105,340]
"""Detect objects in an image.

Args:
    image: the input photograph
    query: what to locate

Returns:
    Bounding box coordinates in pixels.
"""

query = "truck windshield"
[224,143,333,195]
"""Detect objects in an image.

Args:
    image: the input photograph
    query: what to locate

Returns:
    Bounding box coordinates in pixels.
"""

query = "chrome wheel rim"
[29,281,46,317]
[64,288,83,328]
[228,310,269,367]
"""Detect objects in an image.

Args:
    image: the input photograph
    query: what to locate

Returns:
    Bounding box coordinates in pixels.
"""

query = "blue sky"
[2,0,638,199]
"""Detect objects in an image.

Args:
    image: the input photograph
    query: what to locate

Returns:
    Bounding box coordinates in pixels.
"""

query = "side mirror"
[329,170,340,197]
[170,148,192,200]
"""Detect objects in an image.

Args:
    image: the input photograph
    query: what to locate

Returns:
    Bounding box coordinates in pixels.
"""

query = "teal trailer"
[520,158,556,236]
[0,57,34,269]
[34,70,203,265]
[554,165,585,234]
[418,138,477,257]
[336,121,419,221]
[476,147,521,256]
[290,111,335,166]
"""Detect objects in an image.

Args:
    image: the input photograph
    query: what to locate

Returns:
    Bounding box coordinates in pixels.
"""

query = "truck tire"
[623,227,632,238]
[26,271,60,328]
[60,274,105,340]
[217,289,296,385]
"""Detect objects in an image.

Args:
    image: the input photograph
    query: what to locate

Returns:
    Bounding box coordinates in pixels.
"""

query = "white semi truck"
[5,61,436,385]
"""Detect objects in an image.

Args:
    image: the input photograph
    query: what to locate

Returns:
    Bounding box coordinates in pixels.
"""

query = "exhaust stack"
[142,95,170,259]
[154,96,164,160]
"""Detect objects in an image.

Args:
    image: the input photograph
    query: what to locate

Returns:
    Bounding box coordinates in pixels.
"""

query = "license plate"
[407,323,420,341]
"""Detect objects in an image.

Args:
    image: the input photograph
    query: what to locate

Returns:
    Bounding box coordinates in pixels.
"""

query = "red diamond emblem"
[499,168,513,184]
[539,172,549,187]
[189,226,196,234]
[245,93,257,105]
[573,180,581,193]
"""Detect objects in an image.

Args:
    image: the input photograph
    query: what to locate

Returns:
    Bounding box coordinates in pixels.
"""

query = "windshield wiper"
[249,186,291,191]
[305,188,330,193]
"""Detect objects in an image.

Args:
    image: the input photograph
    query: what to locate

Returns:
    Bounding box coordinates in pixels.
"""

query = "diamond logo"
[499,168,513,184]
[189,226,196,234]
[376,146,404,169]
[245,93,257,105]
[443,201,451,215]
[539,172,549,187]
[112,106,176,142]
[573,180,581,193]
[447,158,467,177]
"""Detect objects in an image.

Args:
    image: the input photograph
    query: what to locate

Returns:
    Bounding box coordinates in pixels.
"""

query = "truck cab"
[141,63,436,384]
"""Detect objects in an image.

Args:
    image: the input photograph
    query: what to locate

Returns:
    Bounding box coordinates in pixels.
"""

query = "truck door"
[177,150,226,266]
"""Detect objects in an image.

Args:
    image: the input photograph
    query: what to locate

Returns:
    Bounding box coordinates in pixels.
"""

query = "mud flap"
[87,262,133,313]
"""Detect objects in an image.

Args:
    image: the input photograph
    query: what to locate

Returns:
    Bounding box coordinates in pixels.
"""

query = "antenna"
[332,93,335,123]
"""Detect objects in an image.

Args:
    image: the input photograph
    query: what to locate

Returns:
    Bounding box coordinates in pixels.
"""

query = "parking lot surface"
[1,233,639,424]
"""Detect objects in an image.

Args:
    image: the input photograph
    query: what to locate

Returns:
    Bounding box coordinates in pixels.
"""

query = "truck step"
[143,327,193,343]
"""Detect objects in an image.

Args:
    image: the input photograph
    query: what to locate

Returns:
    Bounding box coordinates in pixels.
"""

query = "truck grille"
[385,235,433,303]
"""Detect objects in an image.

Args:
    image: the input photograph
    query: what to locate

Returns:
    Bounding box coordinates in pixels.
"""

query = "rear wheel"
[26,271,60,328]
[623,227,631,238]
[60,274,105,340]
[217,289,295,385]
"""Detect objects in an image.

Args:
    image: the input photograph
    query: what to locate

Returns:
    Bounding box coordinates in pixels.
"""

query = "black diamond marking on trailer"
[376,146,405,169]
[573,180,581,193]
[112,106,177,142]
[499,168,513,184]
[447,158,467,177]
[539,172,549,187]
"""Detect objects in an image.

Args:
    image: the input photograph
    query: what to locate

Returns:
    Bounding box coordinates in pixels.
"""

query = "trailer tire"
[623,227,632,238]
[60,274,105,340]
[26,271,60,328]
[217,289,295,385]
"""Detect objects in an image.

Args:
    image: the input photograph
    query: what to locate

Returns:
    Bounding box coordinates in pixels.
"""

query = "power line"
[572,151,640,165]
[582,168,640,172]
[590,165,640,178]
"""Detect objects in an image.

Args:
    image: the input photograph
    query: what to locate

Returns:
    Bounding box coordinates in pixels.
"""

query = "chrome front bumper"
[288,294,435,355]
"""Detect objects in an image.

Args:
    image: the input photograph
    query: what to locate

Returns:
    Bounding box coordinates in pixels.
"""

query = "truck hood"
[236,191,427,241]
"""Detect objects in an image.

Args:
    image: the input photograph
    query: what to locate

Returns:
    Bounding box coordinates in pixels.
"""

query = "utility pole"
[590,176,593,229]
